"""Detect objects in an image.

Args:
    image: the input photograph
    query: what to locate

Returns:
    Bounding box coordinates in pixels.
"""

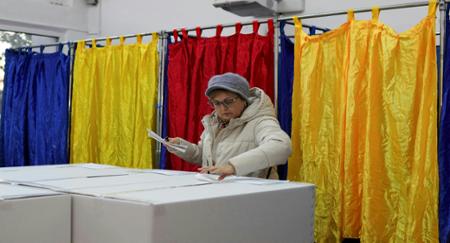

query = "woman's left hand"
[198,163,236,180]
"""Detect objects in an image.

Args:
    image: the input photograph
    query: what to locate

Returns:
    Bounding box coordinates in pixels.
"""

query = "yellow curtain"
[70,33,159,168]
[289,2,438,242]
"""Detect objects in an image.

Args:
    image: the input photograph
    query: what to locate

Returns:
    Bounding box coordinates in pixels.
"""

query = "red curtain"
[167,20,274,171]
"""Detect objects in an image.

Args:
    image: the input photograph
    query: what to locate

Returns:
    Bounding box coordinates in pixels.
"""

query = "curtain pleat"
[289,3,439,242]
[1,47,70,166]
[70,35,159,168]
[166,21,274,171]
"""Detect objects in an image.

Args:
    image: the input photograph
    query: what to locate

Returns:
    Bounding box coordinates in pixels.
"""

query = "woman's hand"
[166,137,180,144]
[165,137,181,153]
[198,162,236,180]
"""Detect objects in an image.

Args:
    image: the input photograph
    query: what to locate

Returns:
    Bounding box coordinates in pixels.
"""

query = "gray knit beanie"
[205,72,250,102]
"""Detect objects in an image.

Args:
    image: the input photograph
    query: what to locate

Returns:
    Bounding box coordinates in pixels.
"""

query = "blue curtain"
[277,22,323,180]
[277,21,294,180]
[0,45,70,166]
[159,35,171,169]
[439,5,450,243]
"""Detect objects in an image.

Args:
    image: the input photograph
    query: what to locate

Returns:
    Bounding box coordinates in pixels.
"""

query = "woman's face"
[208,90,247,122]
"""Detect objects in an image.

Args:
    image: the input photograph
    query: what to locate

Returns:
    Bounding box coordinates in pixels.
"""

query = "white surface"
[0,184,60,200]
[0,0,95,40]
[139,169,193,176]
[72,180,315,243]
[0,0,438,44]
[30,173,207,196]
[113,179,310,204]
[30,173,167,190]
[96,0,434,39]
[97,0,253,38]
[71,176,210,197]
[194,173,290,185]
[0,165,315,243]
[213,0,305,17]
[75,163,121,169]
[0,187,71,243]
[0,164,130,183]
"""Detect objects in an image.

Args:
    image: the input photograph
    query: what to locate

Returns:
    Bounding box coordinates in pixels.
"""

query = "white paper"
[194,173,222,182]
[194,173,254,183]
[194,173,288,185]
[142,169,193,176]
[146,129,187,153]
[74,163,119,170]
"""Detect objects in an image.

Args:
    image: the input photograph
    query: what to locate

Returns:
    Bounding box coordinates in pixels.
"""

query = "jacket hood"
[202,88,275,127]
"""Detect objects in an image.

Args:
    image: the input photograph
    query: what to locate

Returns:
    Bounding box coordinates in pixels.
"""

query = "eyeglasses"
[208,96,240,109]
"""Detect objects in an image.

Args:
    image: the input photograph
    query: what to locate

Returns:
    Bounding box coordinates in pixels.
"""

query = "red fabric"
[167,20,274,171]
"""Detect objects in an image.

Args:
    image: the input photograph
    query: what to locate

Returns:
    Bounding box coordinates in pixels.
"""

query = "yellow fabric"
[70,34,159,168]
[289,2,438,242]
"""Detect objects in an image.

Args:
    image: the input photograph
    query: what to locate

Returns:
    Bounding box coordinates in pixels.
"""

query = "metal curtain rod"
[172,19,270,33]
[13,0,448,50]
[16,21,328,50]
[83,31,158,43]
[283,22,329,32]
[13,42,72,50]
[172,1,439,34]
[284,32,442,38]
[279,1,431,21]
[170,19,325,34]
[13,32,159,50]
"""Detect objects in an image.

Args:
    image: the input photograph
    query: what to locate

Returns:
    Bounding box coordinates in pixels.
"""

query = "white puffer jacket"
[174,88,291,178]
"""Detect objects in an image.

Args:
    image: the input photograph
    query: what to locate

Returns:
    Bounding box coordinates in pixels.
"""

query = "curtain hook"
[347,9,355,21]
[216,24,223,37]
[371,6,380,22]
[235,22,242,34]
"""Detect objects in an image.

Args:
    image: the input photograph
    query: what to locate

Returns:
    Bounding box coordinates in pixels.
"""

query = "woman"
[166,72,291,180]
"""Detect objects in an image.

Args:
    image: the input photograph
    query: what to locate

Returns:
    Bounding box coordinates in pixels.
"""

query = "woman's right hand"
[165,137,182,153]
[166,137,181,145]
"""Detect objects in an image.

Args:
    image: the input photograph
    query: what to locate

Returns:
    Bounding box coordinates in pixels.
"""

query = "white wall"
[95,0,435,40]
[301,0,431,33]
[0,0,99,43]
[97,0,253,38]
[0,0,440,42]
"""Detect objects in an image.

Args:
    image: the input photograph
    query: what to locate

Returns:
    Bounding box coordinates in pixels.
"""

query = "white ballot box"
[0,163,131,183]
[0,183,71,243]
[69,174,315,243]
[30,172,201,194]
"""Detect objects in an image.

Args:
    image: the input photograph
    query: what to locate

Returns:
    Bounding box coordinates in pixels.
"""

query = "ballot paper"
[141,169,193,176]
[194,173,288,185]
[147,129,187,153]
[75,163,120,170]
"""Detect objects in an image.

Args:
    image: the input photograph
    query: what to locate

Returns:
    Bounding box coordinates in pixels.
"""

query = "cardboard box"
[71,176,315,243]
[0,163,130,183]
[27,172,202,193]
[0,165,315,243]
[0,184,71,243]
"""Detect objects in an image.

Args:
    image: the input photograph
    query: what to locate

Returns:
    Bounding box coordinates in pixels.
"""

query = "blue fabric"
[276,21,295,180]
[159,36,171,169]
[439,5,450,243]
[0,46,70,166]
[277,22,321,180]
